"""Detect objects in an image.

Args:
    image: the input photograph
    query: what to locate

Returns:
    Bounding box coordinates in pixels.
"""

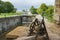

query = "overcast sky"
[2,0,55,11]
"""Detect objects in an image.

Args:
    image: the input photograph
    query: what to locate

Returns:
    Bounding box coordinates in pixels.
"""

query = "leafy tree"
[0,0,16,13]
[4,2,15,13]
[47,6,54,14]
[37,3,54,21]
[0,0,5,13]
[12,8,17,13]
[45,6,54,18]
[37,3,48,14]
[22,10,26,12]
[46,6,54,16]
[30,6,37,14]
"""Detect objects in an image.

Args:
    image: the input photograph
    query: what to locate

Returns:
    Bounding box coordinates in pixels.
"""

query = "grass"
[45,16,54,22]
[44,13,54,22]
[0,12,23,18]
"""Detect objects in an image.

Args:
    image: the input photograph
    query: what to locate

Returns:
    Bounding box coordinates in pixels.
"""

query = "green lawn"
[0,12,23,18]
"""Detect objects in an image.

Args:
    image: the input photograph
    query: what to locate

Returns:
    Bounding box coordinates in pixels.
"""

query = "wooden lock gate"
[28,14,49,40]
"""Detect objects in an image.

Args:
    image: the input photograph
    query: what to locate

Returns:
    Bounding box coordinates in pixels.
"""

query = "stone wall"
[0,15,36,35]
[0,16,21,34]
[54,0,60,24]
[0,15,36,40]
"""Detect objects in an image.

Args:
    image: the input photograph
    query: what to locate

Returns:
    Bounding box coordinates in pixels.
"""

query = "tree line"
[30,3,54,21]
[30,3,54,14]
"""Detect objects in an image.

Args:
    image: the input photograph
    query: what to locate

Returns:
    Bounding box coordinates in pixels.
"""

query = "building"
[54,0,60,24]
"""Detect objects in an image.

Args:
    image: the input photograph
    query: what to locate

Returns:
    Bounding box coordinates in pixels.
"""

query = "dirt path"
[45,20,60,40]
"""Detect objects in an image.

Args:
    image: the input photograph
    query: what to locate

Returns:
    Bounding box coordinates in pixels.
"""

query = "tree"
[30,6,37,14]
[47,6,54,13]
[37,3,54,21]
[37,3,48,14]
[46,5,54,17]
[22,10,26,12]
[12,8,17,13]
[0,0,5,13]
[4,2,15,13]
[0,0,16,13]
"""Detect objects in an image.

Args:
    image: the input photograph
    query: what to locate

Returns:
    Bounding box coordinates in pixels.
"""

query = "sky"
[2,0,55,11]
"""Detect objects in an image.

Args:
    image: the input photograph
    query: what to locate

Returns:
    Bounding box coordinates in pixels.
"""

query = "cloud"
[2,0,55,11]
